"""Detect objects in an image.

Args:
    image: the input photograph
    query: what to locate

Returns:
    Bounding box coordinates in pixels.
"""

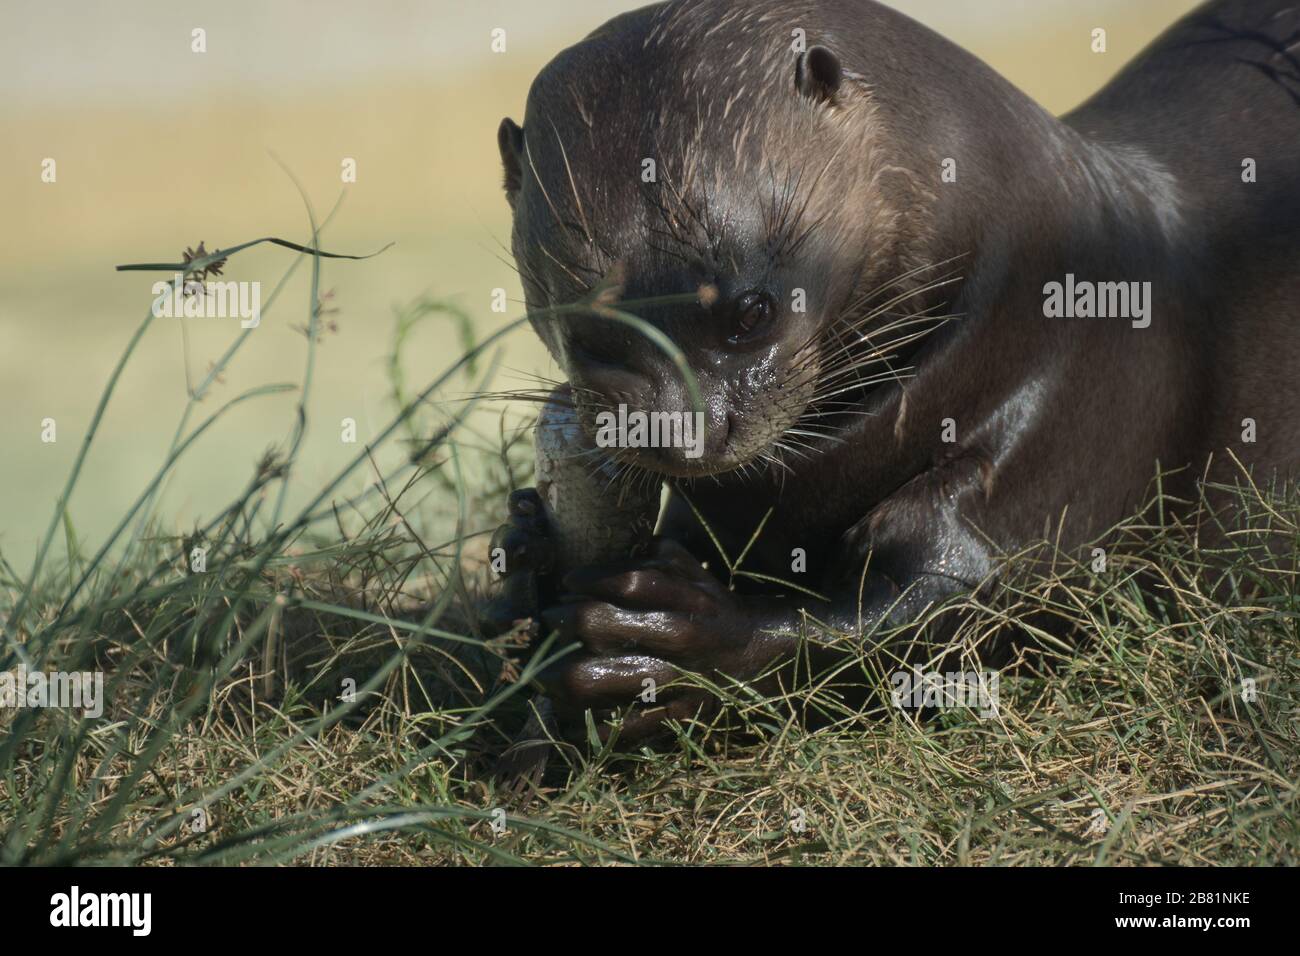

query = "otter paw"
[490,488,555,578]
[480,488,556,637]
[542,539,754,675]
[536,651,717,745]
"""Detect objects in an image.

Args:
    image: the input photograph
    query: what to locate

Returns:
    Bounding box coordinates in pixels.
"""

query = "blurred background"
[0,0,1199,564]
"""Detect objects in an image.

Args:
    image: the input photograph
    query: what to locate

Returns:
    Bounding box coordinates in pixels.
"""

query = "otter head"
[498,4,924,480]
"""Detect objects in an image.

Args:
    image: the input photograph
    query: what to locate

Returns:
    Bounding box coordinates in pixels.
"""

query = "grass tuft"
[2,213,1296,866]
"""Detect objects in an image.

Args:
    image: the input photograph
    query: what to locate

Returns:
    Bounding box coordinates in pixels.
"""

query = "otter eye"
[731,292,772,339]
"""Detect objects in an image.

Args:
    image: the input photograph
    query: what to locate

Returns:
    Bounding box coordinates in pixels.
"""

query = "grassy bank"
[2,234,1296,867]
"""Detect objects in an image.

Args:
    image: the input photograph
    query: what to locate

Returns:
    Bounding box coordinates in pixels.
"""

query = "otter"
[485,0,1300,744]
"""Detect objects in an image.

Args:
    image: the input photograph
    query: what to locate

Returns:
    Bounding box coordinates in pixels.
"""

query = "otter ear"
[497,117,525,206]
[795,46,842,103]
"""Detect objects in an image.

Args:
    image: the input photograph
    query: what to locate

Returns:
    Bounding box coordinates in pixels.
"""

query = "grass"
[1,212,1297,866]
